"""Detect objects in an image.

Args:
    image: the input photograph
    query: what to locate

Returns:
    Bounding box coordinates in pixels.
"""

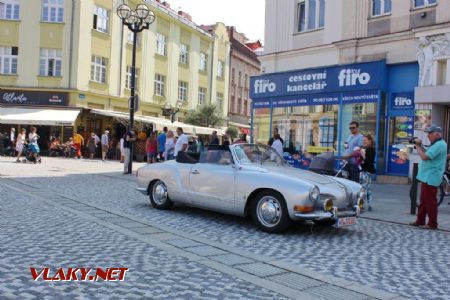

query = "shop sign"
[250,61,385,99]
[0,90,68,106]
[389,92,414,116]
[306,146,334,153]
[341,91,379,104]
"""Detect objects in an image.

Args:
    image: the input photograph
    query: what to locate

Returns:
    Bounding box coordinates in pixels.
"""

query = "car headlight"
[310,186,320,202]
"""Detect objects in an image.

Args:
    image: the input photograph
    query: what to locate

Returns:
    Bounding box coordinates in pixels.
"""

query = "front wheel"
[251,190,291,233]
[149,180,173,210]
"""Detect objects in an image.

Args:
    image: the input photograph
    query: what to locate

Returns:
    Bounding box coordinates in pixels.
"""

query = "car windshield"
[233,144,286,166]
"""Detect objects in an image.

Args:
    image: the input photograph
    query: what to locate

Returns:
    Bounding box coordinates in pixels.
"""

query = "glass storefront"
[252,108,270,144]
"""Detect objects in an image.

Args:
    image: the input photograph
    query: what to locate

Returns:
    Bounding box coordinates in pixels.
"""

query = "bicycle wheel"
[437,184,444,206]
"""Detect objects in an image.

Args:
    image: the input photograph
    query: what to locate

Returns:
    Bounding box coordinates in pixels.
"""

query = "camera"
[409,137,418,144]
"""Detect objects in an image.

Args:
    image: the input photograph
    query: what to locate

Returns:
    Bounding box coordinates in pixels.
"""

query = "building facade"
[226,26,261,136]
[0,0,230,152]
[251,0,450,177]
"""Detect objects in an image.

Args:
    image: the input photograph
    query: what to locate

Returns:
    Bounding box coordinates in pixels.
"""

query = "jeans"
[359,171,373,208]
[123,148,131,173]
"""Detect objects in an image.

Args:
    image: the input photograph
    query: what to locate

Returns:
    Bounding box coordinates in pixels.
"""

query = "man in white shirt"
[174,127,188,158]
[101,130,109,161]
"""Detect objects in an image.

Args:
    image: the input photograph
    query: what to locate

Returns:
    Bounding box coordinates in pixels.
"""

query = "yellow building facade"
[0,0,230,145]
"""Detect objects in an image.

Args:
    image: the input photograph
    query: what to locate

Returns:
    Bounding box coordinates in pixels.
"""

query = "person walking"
[271,134,284,157]
[9,127,16,156]
[146,132,158,164]
[174,127,188,158]
[164,130,175,161]
[28,127,41,163]
[210,130,220,145]
[344,121,364,182]
[360,134,376,211]
[101,130,109,161]
[410,125,447,230]
[88,132,98,159]
[157,127,167,161]
[73,132,84,159]
[123,128,136,174]
[15,128,26,162]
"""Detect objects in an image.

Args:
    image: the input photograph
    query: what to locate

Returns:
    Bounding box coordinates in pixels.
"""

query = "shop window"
[42,0,64,23]
[372,0,391,17]
[296,0,325,33]
[340,102,378,155]
[414,0,436,8]
[252,107,271,144]
[272,105,338,156]
[0,0,19,20]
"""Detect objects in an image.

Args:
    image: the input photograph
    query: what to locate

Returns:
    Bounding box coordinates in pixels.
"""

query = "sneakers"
[419,224,437,230]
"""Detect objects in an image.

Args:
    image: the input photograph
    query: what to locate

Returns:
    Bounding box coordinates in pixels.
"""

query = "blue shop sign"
[250,61,386,99]
[389,92,415,116]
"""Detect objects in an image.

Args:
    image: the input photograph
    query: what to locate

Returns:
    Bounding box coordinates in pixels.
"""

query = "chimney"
[178,10,192,21]
[162,1,170,8]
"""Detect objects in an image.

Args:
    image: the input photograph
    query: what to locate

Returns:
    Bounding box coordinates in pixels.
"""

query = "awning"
[89,108,223,135]
[0,107,81,126]
[228,121,251,129]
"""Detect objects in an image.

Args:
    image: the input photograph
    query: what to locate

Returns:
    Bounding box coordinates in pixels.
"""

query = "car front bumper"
[293,206,361,221]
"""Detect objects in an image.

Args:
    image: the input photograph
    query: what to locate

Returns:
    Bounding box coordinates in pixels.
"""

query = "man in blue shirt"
[157,127,167,161]
[344,121,364,182]
[410,124,447,229]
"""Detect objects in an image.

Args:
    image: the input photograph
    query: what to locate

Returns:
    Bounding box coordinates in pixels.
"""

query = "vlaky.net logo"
[338,68,371,87]
[254,79,277,94]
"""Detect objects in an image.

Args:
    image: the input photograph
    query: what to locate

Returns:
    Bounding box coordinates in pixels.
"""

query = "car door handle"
[191,170,200,175]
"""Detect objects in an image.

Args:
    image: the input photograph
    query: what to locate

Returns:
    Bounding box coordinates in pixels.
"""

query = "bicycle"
[437,170,450,206]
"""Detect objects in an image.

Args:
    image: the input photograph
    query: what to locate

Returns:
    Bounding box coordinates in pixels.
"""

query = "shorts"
[102,144,109,152]
[147,152,157,158]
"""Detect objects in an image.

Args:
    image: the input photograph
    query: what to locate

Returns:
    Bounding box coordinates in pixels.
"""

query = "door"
[188,162,236,212]
[386,116,414,175]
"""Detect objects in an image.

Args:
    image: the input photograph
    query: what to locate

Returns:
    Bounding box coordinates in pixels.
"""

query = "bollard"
[409,163,419,215]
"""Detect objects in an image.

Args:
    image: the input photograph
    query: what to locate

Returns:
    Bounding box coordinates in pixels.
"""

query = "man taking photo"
[410,125,447,230]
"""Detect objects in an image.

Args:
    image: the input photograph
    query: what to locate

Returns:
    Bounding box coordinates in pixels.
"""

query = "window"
[39,48,62,76]
[199,52,207,71]
[231,68,235,85]
[0,0,19,20]
[93,6,109,33]
[296,0,325,32]
[238,71,242,87]
[230,96,235,113]
[198,87,206,105]
[244,74,248,88]
[237,98,241,114]
[42,0,64,23]
[125,66,139,91]
[0,46,18,75]
[127,31,141,46]
[154,74,165,97]
[244,99,248,116]
[372,0,391,16]
[90,55,107,83]
[414,0,437,8]
[156,33,166,56]
[216,92,223,111]
[179,44,189,64]
[217,60,224,78]
[178,81,188,101]
[436,59,447,85]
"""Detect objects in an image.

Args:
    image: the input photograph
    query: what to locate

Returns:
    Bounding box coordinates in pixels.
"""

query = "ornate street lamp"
[162,101,183,123]
[117,2,155,174]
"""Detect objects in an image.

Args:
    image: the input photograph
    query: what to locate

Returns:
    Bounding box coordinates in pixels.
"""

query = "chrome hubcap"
[152,182,167,205]
[257,196,281,227]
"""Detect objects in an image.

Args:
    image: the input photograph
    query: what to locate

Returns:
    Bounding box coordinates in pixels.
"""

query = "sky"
[162,0,265,42]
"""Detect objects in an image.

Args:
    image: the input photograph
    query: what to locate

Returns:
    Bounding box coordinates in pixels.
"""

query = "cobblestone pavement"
[1,157,449,299]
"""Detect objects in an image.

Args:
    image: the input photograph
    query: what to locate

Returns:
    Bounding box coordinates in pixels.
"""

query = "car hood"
[261,164,336,185]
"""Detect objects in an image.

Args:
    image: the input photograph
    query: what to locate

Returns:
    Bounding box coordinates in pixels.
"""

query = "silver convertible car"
[136,144,365,233]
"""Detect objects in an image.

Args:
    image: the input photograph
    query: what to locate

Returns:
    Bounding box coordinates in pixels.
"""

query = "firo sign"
[390,92,415,112]
[250,61,385,99]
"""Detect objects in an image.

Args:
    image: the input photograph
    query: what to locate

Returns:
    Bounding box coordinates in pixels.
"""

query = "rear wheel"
[251,190,291,233]
[149,180,173,210]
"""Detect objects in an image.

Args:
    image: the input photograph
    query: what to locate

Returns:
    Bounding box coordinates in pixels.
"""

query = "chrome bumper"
[294,206,361,220]
[136,187,148,195]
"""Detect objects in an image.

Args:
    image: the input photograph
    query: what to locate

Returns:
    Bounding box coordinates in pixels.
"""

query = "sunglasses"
[349,127,357,130]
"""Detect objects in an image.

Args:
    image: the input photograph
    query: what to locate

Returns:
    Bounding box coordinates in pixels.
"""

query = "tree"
[225,127,238,140]
[184,104,225,128]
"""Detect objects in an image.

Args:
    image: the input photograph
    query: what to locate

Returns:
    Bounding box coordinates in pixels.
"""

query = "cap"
[424,124,442,133]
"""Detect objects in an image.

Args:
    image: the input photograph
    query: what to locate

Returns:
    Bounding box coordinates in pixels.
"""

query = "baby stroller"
[21,144,42,164]
[308,151,348,178]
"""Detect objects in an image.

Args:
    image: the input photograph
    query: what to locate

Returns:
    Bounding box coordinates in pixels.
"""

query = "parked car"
[136,144,365,233]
